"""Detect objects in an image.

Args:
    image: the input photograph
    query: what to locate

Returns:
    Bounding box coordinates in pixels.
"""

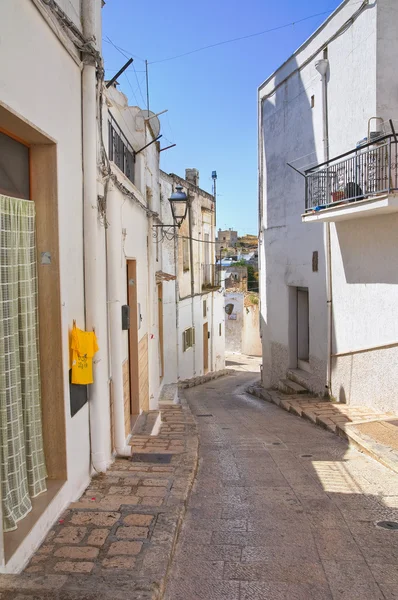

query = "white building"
[259,0,398,413]
[0,0,106,573]
[0,0,226,575]
[160,170,225,382]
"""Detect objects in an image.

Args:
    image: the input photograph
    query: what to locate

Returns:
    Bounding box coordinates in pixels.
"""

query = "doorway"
[157,282,164,381]
[297,287,310,370]
[203,321,209,373]
[127,260,139,423]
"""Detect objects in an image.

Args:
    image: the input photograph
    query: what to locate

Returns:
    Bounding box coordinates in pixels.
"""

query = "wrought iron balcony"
[304,135,398,219]
[202,264,221,290]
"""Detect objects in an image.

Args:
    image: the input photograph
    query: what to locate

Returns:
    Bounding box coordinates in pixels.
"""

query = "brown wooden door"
[157,283,164,380]
[127,260,140,421]
[203,322,209,373]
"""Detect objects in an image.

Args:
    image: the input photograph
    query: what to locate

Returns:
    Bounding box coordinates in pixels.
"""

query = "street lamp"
[152,184,189,241]
[169,185,188,228]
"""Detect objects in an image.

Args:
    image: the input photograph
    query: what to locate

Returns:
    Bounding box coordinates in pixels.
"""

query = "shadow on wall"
[260,56,327,386]
[336,214,398,284]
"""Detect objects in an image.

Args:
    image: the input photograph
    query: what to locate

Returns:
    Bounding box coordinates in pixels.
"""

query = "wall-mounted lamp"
[153,185,189,241]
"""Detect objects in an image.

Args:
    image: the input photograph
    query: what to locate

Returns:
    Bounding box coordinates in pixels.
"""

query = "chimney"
[185,168,199,187]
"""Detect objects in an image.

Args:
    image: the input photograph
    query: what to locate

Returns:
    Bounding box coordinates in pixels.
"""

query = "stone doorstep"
[248,386,398,474]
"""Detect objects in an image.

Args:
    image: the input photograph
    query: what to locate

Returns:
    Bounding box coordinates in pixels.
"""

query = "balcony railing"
[108,113,135,184]
[305,135,398,212]
[202,264,221,290]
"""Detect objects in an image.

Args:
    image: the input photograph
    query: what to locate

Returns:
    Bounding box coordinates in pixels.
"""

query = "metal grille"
[305,135,398,211]
[108,114,135,185]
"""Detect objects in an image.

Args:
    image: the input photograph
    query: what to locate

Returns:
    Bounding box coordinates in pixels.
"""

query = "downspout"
[106,183,131,456]
[82,0,109,471]
[315,58,332,397]
[174,232,180,380]
[188,196,196,375]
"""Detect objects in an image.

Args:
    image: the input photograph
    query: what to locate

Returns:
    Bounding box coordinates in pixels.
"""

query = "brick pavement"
[0,401,198,600]
[165,369,398,600]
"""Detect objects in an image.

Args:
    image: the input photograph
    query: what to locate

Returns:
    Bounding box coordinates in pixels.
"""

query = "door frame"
[203,321,209,374]
[127,260,140,420]
[157,282,164,381]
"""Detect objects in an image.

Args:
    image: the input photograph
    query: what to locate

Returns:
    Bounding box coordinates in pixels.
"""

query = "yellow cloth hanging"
[70,324,99,385]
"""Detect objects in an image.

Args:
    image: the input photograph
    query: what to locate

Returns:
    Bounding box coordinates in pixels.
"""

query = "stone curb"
[155,393,199,599]
[246,383,398,475]
[179,368,235,389]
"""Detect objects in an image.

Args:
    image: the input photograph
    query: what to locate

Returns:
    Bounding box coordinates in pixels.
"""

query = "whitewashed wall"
[0,0,95,572]
[259,0,378,394]
[259,0,398,412]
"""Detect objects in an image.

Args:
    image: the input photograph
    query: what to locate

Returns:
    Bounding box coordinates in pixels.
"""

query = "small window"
[219,323,222,336]
[0,131,30,199]
[183,327,195,351]
[323,47,328,60]
[311,95,315,108]
[183,238,190,271]
[203,300,207,318]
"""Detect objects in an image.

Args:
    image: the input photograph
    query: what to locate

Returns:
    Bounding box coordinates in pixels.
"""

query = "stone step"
[131,410,160,436]
[286,368,313,391]
[278,378,308,395]
[159,383,179,406]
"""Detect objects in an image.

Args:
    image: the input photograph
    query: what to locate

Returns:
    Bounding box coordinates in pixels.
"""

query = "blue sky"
[102,0,342,235]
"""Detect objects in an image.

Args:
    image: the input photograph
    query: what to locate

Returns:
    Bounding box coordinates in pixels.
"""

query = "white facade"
[225,293,262,356]
[160,171,225,382]
[0,0,105,573]
[259,0,398,411]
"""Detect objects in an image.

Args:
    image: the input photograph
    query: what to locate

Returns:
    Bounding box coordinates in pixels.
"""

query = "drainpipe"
[174,231,180,380]
[106,183,131,456]
[315,58,332,397]
[188,196,196,375]
[82,0,110,471]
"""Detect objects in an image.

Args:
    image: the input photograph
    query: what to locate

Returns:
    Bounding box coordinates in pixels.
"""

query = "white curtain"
[0,194,47,532]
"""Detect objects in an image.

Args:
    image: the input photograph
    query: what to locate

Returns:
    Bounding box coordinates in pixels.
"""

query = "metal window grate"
[108,114,135,185]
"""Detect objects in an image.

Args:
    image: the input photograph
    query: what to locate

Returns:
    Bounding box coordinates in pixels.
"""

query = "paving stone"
[87,528,110,546]
[136,486,166,497]
[123,514,154,526]
[102,557,136,570]
[107,541,143,556]
[141,479,168,487]
[115,526,149,539]
[70,512,120,526]
[98,495,140,509]
[54,547,99,559]
[54,562,94,573]
[139,497,164,506]
[54,527,87,544]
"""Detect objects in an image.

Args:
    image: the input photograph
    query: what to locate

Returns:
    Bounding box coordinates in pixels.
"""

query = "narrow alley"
[165,364,398,600]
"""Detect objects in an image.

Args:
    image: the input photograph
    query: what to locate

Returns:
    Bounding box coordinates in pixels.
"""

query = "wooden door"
[203,322,209,373]
[127,260,140,421]
[157,283,164,380]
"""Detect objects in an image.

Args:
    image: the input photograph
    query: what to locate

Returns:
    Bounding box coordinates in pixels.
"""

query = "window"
[0,131,30,199]
[183,238,190,271]
[219,323,222,336]
[108,115,135,184]
[183,327,195,351]
[203,300,207,318]
[311,95,315,108]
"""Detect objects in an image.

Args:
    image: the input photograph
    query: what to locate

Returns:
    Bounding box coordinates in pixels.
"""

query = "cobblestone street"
[165,366,398,600]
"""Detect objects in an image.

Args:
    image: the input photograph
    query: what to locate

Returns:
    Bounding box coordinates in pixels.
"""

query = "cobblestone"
[0,401,198,600]
[164,362,398,600]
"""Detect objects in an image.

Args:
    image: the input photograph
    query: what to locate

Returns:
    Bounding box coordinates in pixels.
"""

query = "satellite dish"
[135,109,161,138]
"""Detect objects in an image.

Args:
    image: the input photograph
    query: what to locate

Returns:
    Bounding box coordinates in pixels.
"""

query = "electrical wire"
[103,37,146,62]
